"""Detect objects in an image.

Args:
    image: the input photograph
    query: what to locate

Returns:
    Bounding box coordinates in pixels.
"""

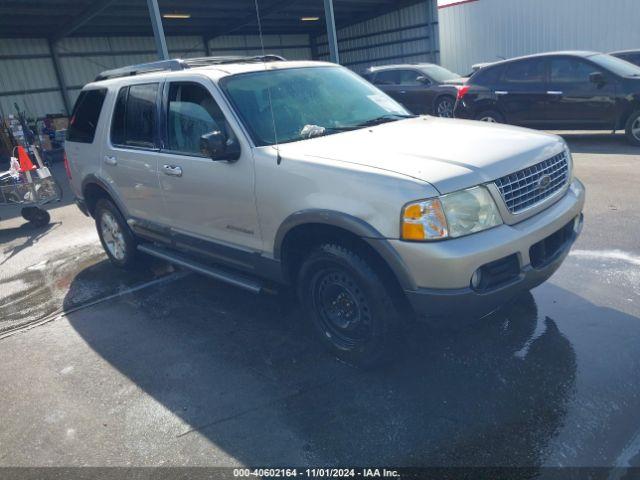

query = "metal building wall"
[439,0,640,75]
[0,34,311,118]
[316,0,439,73]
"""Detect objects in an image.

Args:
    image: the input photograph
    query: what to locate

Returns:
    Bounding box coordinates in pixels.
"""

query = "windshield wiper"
[327,114,418,132]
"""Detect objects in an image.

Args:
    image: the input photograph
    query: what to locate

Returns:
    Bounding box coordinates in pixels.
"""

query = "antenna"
[253,0,282,165]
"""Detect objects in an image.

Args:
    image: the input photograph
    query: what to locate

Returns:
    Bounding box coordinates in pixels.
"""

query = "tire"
[297,243,403,368]
[434,96,455,118]
[475,109,505,123]
[625,110,640,146]
[22,207,50,227]
[95,198,139,269]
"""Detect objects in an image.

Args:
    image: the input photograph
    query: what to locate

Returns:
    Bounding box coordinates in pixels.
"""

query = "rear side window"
[503,59,546,84]
[373,70,400,85]
[110,83,159,148]
[67,89,107,143]
[470,65,504,86]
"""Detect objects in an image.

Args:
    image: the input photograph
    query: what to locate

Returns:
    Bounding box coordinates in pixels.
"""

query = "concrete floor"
[0,133,639,473]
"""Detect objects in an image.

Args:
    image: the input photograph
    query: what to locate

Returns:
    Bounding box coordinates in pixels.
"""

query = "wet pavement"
[0,134,639,475]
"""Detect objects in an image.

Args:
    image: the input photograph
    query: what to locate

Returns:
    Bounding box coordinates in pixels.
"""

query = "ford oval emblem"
[538,174,552,191]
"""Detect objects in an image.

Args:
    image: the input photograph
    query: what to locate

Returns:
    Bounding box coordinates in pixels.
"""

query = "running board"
[137,244,263,294]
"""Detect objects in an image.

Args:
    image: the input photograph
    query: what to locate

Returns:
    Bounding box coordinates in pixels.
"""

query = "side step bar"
[137,244,263,294]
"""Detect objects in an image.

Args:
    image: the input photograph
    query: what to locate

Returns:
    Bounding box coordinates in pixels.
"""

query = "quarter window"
[110,83,159,148]
[67,89,107,143]
[166,82,226,155]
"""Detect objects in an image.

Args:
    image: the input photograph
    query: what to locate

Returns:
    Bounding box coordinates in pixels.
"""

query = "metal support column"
[203,36,211,56]
[323,0,340,64]
[48,40,71,115]
[146,0,169,60]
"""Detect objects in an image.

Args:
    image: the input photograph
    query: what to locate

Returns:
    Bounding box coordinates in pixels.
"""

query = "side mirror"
[199,130,241,162]
[589,72,606,85]
[416,75,431,85]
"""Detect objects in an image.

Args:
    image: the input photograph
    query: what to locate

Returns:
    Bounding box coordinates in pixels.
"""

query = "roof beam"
[210,0,297,38]
[52,0,119,42]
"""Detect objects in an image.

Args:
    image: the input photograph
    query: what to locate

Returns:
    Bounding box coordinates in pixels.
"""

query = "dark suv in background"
[364,63,465,117]
[610,49,640,67]
[454,51,640,145]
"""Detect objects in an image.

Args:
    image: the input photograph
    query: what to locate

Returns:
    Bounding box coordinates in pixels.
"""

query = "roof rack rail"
[95,55,286,81]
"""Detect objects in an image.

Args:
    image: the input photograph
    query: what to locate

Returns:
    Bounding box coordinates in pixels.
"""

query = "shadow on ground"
[62,263,594,469]
[558,132,638,155]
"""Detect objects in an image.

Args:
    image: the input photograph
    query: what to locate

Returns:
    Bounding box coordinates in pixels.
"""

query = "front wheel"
[435,96,455,118]
[95,198,139,269]
[625,110,640,146]
[297,243,403,368]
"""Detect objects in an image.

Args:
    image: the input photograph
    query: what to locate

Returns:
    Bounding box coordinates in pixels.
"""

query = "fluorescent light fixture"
[300,16,320,21]
[163,13,191,19]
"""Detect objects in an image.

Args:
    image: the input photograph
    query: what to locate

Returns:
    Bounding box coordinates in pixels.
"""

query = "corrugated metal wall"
[0,34,311,118]
[316,0,439,73]
[439,0,640,75]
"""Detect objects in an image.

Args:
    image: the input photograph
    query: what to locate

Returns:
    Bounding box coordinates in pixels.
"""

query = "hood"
[277,117,566,194]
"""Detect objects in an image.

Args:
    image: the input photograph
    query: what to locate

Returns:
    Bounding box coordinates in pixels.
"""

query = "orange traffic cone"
[17,146,36,172]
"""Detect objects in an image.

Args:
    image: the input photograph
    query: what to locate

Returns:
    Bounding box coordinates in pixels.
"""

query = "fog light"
[471,269,483,290]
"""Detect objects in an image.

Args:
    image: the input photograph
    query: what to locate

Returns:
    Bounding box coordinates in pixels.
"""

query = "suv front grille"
[495,152,569,214]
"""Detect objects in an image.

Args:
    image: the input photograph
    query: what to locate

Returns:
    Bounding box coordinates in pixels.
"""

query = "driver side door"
[157,79,261,251]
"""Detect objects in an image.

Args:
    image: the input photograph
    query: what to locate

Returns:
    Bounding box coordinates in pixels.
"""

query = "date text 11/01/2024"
[233,468,400,478]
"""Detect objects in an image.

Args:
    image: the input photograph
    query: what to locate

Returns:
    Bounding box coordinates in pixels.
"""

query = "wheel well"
[83,183,111,216]
[280,223,407,308]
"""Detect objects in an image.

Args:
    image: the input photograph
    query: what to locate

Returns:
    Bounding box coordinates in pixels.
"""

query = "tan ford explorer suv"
[65,56,585,366]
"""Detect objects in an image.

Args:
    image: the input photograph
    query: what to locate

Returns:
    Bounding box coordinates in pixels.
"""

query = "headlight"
[401,186,502,241]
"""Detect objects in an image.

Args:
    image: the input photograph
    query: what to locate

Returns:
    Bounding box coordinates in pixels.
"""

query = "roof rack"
[94,55,286,81]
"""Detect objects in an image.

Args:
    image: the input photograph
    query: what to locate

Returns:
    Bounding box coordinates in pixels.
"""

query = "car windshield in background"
[222,66,411,146]
[421,65,461,82]
[589,53,640,77]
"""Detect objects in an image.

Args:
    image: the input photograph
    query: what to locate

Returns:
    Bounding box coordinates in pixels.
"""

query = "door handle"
[547,91,564,95]
[495,91,509,96]
[162,164,183,177]
[399,90,407,94]
[104,155,117,166]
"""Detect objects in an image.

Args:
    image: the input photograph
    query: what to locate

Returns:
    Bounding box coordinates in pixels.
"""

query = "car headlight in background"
[401,186,502,241]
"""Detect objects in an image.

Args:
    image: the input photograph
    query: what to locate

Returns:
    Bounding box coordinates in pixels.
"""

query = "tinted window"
[373,70,400,85]
[110,87,127,145]
[397,70,423,86]
[67,89,106,143]
[167,82,226,155]
[110,83,159,148]
[503,59,546,84]
[470,65,504,86]
[550,58,598,83]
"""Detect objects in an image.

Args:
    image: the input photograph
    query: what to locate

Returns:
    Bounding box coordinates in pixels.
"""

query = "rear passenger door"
[157,79,261,250]
[102,82,164,222]
[371,70,405,106]
[496,58,549,126]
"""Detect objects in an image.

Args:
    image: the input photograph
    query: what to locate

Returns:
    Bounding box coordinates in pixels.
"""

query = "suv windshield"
[420,65,461,82]
[221,66,411,146]
[589,53,640,77]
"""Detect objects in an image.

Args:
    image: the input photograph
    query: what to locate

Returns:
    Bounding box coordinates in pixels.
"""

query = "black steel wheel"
[298,243,402,368]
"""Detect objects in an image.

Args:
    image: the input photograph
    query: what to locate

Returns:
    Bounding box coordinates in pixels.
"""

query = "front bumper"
[396,178,585,321]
